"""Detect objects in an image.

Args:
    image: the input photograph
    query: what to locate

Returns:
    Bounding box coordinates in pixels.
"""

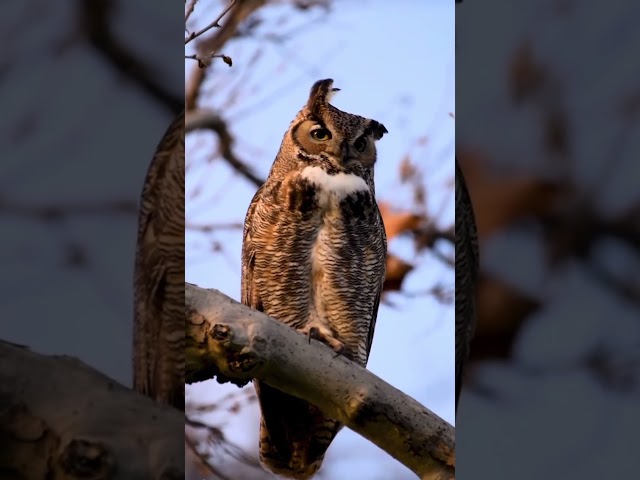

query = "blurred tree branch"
[78,0,182,115]
[0,199,137,219]
[185,283,455,480]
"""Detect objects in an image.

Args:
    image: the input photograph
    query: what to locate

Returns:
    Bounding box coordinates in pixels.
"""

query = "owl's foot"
[301,324,344,357]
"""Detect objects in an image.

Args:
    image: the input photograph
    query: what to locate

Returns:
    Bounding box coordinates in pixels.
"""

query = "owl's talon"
[307,326,319,344]
[300,324,344,355]
[332,344,344,358]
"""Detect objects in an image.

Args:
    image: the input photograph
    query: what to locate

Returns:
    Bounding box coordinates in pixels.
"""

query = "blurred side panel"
[457,0,640,478]
[0,0,184,478]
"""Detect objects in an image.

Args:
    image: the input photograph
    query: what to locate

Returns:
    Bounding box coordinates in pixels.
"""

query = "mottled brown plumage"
[242,79,387,479]
[455,157,479,415]
[133,110,185,410]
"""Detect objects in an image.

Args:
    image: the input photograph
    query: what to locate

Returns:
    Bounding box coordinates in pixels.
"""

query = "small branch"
[185,109,265,187]
[185,433,233,480]
[185,0,238,45]
[185,283,455,480]
[185,0,199,24]
[185,53,233,69]
[186,221,244,232]
[184,0,267,110]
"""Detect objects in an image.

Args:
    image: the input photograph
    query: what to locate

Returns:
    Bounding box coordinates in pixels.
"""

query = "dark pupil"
[355,138,366,151]
[314,129,329,139]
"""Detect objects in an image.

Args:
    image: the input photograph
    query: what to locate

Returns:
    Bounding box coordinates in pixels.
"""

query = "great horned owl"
[454,157,479,414]
[241,79,387,479]
[133,110,185,411]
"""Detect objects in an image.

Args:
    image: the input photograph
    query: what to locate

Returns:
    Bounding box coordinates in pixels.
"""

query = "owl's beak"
[340,140,355,164]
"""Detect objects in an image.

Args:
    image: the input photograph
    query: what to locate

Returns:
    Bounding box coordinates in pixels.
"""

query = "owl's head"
[275,79,388,175]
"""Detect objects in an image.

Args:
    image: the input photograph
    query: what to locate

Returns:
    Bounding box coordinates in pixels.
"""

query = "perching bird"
[454,157,479,415]
[241,79,387,479]
[132,110,185,411]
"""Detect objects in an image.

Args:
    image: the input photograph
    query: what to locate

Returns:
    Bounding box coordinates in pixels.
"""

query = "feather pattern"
[454,157,479,415]
[133,110,185,410]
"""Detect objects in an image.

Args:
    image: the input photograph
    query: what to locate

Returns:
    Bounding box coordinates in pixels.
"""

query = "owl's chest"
[295,165,371,217]
[291,166,375,270]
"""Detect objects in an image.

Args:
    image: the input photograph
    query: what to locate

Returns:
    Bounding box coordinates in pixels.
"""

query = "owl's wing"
[241,185,266,311]
[133,110,185,410]
[455,157,479,414]
[365,202,388,358]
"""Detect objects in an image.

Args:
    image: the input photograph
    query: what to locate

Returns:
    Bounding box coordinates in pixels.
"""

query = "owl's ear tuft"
[370,121,388,140]
[307,79,340,115]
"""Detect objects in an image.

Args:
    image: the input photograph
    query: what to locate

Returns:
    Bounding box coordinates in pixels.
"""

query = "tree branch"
[185,0,238,45]
[185,283,455,480]
[0,340,183,479]
[78,0,182,116]
[185,109,265,187]
[185,0,268,110]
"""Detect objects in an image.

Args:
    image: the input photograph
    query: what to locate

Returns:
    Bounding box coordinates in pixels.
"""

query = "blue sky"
[186,1,454,478]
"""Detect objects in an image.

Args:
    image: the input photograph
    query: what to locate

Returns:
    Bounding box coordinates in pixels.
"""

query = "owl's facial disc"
[292,120,370,167]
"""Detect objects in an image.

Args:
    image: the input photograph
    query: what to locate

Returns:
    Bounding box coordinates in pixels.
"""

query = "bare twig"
[185,433,233,480]
[185,0,238,45]
[187,222,244,232]
[185,0,268,110]
[185,0,199,24]
[185,52,233,69]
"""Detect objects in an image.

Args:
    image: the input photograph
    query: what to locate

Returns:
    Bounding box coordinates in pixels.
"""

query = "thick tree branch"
[0,341,183,479]
[185,283,455,480]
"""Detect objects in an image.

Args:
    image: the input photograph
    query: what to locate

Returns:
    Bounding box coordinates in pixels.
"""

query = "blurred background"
[0,1,181,384]
[457,0,640,478]
[185,0,454,478]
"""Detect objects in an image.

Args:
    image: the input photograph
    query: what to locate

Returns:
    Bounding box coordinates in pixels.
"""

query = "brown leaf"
[399,155,417,183]
[509,40,547,104]
[471,275,540,360]
[456,150,565,240]
[383,254,414,292]
[378,202,424,241]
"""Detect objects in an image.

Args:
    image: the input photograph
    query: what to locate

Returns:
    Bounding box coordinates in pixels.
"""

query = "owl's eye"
[310,128,332,141]
[354,137,367,152]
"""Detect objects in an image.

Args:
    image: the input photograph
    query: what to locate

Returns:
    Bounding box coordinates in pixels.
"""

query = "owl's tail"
[255,380,341,480]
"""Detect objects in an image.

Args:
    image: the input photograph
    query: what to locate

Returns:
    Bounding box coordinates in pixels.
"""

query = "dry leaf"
[378,202,424,241]
[383,254,414,292]
[399,155,417,183]
[457,150,564,240]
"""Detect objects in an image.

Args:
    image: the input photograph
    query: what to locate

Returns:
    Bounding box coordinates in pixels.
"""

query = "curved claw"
[301,324,344,355]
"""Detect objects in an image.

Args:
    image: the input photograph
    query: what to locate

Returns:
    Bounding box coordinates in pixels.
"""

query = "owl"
[133,110,185,411]
[241,79,388,479]
[454,157,479,414]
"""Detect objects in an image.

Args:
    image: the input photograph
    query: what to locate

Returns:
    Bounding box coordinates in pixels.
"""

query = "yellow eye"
[310,128,332,141]
[354,137,367,152]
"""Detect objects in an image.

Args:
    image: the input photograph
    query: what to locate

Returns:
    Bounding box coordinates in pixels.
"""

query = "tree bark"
[185,283,455,480]
[0,340,183,480]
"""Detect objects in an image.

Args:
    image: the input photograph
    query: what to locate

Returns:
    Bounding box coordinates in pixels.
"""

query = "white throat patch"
[300,166,369,199]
